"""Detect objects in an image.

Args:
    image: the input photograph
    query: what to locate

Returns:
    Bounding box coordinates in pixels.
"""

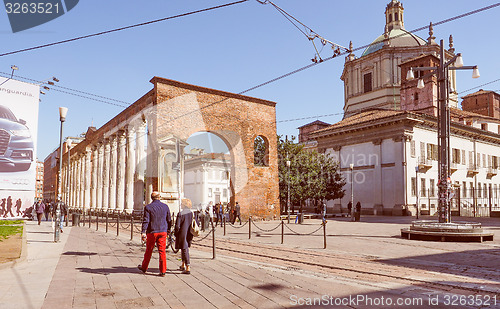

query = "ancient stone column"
[91,146,98,209]
[125,127,136,213]
[134,121,146,211]
[71,158,76,207]
[84,149,91,211]
[102,140,111,211]
[116,131,126,212]
[75,156,81,209]
[97,143,104,209]
[79,155,85,209]
[108,135,117,211]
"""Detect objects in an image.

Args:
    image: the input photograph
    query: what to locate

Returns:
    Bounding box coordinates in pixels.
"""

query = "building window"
[363,72,372,93]
[452,148,461,164]
[462,182,467,198]
[388,13,392,23]
[208,188,212,197]
[483,154,487,168]
[478,183,481,198]
[481,123,488,131]
[254,135,269,166]
[484,184,488,198]
[411,177,416,197]
[223,188,228,198]
[461,150,466,165]
[410,140,416,157]
[477,153,481,167]
[420,178,426,197]
[430,179,435,197]
[427,144,438,161]
[395,12,399,21]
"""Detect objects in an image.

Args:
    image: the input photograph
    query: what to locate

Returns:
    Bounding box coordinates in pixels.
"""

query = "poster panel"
[0,77,40,218]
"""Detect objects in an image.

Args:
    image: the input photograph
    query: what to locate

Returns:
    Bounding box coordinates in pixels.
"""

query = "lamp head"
[406,68,415,80]
[454,54,464,68]
[59,107,68,122]
[472,67,480,79]
[286,160,291,167]
[417,79,425,89]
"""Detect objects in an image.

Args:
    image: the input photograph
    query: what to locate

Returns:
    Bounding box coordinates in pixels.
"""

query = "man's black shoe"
[137,265,146,273]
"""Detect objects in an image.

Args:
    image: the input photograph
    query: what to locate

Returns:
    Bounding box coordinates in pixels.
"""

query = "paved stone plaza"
[1,216,499,308]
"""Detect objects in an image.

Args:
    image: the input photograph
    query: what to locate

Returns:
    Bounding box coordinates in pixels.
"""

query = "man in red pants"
[138,191,172,276]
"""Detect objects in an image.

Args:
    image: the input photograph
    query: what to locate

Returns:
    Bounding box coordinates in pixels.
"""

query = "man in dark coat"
[138,192,172,276]
[35,200,45,225]
[175,198,196,274]
[232,202,242,225]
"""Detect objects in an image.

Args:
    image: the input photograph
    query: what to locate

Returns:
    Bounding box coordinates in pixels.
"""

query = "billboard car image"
[0,104,34,172]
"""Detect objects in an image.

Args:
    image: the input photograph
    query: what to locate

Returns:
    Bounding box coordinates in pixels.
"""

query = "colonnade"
[61,121,147,213]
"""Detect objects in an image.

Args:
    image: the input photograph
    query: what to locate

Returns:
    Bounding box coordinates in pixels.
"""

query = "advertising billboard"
[0,77,39,218]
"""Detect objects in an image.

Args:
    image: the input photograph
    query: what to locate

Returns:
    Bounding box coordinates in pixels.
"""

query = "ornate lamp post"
[55,107,68,242]
[408,39,479,223]
[286,159,291,224]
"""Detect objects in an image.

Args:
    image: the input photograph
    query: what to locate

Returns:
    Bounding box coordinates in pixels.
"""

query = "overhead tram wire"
[0,0,250,57]
[2,2,498,125]
[0,71,130,108]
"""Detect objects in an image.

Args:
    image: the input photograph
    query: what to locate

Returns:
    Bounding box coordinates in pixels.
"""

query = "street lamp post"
[286,159,291,224]
[55,107,68,242]
[350,163,354,222]
[408,39,479,223]
[415,166,419,220]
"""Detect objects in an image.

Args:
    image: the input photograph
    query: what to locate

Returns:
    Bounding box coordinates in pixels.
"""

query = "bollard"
[130,213,134,241]
[212,222,216,260]
[106,211,109,233]
[117,212,120,237]
[249,216,252,239]
[281,220,284,244]
[323,221,327,249]
[96,211,99,231]
[223,216,226,236]
[89,210,91,228]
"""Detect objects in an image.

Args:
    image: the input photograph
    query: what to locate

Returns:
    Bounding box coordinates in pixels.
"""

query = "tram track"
[193,237,500,296]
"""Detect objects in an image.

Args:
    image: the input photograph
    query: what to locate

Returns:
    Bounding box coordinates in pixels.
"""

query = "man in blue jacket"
[138,192,171,276]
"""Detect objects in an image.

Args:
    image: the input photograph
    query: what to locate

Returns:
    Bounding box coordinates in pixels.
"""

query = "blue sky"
[0,0,499,160]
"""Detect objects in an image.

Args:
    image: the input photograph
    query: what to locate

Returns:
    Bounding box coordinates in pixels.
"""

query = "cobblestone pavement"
[1,216,499,308]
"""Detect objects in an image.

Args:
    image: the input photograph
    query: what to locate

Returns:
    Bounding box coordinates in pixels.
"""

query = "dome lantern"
[385,0,404,33]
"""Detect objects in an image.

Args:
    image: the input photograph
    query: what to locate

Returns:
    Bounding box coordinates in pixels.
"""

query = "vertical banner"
[0,77,39,218]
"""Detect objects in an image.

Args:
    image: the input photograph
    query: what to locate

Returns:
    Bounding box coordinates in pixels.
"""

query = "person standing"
[175,199,197,274]
[35,200,45,225]
[355,201,361,222]
[138,192,172,276]
[59,202,68,233]
[232,202,242,225]
[4,196,13,218]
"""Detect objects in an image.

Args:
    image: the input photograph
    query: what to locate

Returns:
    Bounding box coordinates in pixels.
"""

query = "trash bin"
[297,213,304,224]
[72,213,80,226]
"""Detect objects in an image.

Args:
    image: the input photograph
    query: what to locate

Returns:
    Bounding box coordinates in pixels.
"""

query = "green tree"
[277,135,345,212]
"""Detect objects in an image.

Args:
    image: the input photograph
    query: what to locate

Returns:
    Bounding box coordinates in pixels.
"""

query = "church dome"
[362,29,426,57]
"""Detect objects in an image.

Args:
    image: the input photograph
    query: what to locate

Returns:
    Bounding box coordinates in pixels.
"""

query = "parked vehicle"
[0,104,34,172]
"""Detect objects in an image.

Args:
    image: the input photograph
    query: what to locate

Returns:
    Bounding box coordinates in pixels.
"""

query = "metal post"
[223,216,226,236]
[130,213,134,241]
[350,164,355,221]
[89,210,91,228]
[106,211,109,233]
[287,158,291,224]
[249,216,252,239]
[323,221,327,249]
[212,222,216,259]
[55,108,67,243]
[415,166,419,219]
[117,211,120,236]
[96,210,99,231]
[281,220,284,244]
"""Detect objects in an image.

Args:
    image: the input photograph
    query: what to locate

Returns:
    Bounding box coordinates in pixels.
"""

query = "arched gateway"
[61,77,279,220]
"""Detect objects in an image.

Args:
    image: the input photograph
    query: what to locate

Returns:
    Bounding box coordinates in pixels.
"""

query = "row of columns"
[61,121,147,213]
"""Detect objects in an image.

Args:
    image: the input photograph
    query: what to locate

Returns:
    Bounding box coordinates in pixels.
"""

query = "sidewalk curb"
[0,222,28,270]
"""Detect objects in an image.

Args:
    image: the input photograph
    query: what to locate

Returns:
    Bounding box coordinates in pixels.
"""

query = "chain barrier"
[251,220,281,232]
[192,228,213,242]
[120,222,131,229]
[133,224,142,233]
[284,222,324,235]
[227,220,249,229]
[108,222,117,228]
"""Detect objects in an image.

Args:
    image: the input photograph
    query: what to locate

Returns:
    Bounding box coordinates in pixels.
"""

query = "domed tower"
[341,0,447,117]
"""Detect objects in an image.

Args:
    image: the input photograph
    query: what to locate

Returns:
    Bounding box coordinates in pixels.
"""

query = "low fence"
[67,208,329,259]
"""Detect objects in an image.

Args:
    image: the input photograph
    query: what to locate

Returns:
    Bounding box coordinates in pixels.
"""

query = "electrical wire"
[0,0,249,57]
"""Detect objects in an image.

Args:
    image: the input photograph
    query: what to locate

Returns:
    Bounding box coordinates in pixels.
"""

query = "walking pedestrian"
[4,196,13,217]
[138,192,172,277]
[174,198,198,275]
[232,202,242,225]
[355,201,361,221]
[347,201,352,217]
[35,200,45,225]
[59,202,68,233]
[15,198,22,216]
